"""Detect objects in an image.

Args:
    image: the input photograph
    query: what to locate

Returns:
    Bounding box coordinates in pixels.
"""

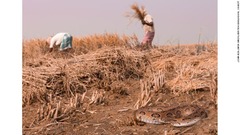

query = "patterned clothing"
[142,31,155,45]
[60,34,72,51]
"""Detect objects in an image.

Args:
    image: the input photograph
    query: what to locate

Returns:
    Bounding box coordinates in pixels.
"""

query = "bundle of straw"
[126,3,147,22]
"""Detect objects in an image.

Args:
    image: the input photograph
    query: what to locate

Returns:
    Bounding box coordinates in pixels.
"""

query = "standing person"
[47,32,73,52]
[127,3,155,49]
[141,14,155,48]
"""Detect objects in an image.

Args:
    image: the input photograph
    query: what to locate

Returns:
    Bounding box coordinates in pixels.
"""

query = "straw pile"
[22,47,150,106]
[132,44,217,110]
[151,44,218,103]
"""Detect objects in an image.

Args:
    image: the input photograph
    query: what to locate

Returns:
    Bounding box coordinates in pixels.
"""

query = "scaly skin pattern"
[134,104,207,127]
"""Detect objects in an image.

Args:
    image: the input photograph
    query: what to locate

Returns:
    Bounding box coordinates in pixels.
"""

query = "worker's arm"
[49,38,55,52]
[142,20,154,26]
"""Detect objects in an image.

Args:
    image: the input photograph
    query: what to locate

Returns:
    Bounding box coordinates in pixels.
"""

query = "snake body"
[134,104,207,127]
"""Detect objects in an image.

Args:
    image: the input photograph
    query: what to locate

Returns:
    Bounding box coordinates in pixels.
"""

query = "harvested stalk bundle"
[126,3,147,22]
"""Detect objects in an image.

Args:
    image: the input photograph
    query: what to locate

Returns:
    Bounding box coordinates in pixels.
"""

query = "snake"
[134,104,207,127]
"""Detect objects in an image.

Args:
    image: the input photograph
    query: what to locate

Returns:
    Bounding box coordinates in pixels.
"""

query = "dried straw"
[126,3,147,22]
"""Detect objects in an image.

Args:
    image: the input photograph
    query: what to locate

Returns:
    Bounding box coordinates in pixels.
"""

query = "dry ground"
[22,34,217,135]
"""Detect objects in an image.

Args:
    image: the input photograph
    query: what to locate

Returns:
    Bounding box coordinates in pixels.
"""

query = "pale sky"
[23,0,217,45]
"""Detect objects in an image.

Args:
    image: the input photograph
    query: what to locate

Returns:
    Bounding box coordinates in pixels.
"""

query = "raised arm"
[142,20,154,26]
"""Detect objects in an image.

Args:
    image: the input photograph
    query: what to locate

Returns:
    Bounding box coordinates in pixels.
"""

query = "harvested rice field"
[22,34,217,135]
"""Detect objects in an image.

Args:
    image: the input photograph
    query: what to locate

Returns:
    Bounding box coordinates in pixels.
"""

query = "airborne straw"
[126,3,147,22]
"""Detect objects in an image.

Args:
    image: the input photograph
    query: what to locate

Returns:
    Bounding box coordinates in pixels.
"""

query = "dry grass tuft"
[35,93,86,124]
[134,70,165,109]
[89,89,105,105]
[152,71,165,92]
[134,79,153,109]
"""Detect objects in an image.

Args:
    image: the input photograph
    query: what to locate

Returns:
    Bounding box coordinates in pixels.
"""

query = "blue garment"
[60,34,72,51]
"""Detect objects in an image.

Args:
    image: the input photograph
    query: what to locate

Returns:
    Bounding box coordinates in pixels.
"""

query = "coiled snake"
[134,104,207,127]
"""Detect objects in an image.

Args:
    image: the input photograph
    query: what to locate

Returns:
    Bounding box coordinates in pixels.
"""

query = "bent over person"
[141,14,155,47]
[47,32,73,52]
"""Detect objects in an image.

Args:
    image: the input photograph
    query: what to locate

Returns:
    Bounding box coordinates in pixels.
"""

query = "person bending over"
[47,32,73,52]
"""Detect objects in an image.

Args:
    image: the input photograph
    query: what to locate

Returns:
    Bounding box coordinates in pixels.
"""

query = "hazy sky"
[23,0,217,45]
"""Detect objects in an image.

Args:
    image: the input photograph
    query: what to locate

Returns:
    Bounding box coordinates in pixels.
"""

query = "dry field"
[22,33,217,135]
